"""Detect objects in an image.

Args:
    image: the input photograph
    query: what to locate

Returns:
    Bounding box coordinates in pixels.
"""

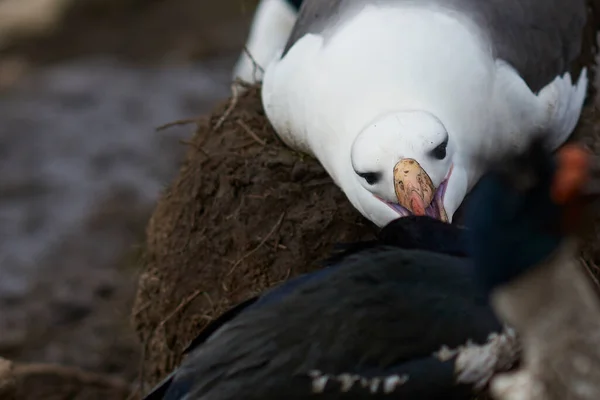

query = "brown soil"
[132,84,378,390]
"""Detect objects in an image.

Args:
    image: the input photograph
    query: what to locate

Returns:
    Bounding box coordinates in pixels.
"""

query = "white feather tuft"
[537,68,588,150]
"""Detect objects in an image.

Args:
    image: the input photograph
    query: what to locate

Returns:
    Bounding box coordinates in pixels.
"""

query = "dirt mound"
[132,84,377,388]
[0,357,130,400]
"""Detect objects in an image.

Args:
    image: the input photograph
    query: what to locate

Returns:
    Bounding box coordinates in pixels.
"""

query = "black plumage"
[462,136,600,400]
[144,216,504,400]
[465,136,564,293]
[287,0,303,11]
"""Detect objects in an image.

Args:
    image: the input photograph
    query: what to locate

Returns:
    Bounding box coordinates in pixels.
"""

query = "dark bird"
[464,136,600,400]
[143,215,518,400]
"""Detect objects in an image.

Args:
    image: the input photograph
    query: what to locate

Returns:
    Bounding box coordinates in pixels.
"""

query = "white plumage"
[261,2,588,227]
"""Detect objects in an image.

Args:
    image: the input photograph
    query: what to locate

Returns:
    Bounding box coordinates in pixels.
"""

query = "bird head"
[351,110,467,223]
[464,136,593,294]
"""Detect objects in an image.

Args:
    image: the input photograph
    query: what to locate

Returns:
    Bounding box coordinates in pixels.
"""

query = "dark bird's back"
[146,216,503,400]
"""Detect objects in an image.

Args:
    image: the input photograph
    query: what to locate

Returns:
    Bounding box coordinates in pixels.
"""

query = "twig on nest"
[203,291,215,310]
[213,82,242,132]
[236,119,266,146]
[179,139,209,157]
[129,341,146,400]
[138,289,206,395]
[158,289,206,331]
[156,118,202,132]
[199,292,221,323]
[582,257,600,290]
[231,140,258,150]
[132,301,152,319]
[233,77,256,89]
[226,212,286,277]
[243,46,265,83]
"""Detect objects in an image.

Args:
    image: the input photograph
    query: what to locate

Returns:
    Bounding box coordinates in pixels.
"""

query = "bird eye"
[431,137,448,160]
[356,171,381,185]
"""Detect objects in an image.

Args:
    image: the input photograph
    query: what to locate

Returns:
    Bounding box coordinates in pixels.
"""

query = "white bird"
[261,0,590,227]
[232,0,302,84]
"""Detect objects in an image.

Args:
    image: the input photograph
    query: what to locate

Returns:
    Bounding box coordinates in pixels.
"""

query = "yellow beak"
[393,158,439,218]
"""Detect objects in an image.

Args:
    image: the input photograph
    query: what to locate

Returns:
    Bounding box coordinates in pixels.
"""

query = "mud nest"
[133,84,600,394]
[0,357,130,400]
[132,84,377,389]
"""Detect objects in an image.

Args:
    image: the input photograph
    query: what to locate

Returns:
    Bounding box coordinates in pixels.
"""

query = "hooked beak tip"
[393,158,434,209]
[389,158,450,222]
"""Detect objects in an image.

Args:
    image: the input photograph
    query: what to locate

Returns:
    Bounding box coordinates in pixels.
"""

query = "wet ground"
[0,0,254,382]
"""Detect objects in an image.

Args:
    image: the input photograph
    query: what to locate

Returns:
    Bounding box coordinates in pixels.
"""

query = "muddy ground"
[0,0,257,385]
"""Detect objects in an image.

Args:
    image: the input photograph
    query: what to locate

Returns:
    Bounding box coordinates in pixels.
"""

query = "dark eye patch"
[356,171,381,185]
[430,136,449,160]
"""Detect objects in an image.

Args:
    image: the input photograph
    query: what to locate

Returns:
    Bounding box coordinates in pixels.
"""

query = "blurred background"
[0,0,259,383]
